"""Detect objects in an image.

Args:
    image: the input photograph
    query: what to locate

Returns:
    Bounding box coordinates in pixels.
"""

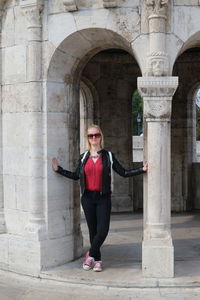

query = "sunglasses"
[87,133,101,139]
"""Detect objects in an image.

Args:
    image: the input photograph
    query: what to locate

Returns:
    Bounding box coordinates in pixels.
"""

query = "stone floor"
[1,212,200,299]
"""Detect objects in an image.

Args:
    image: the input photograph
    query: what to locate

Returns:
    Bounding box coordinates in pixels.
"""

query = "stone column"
[138,76,178,278]
[145,0,169,77]
[20,0,46,240]
[0,7,5,233]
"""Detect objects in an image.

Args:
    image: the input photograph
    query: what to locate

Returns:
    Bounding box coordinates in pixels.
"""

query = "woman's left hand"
[143,163,148,172]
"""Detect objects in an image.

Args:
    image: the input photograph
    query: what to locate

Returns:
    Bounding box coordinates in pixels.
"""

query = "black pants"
[81,190,112,261]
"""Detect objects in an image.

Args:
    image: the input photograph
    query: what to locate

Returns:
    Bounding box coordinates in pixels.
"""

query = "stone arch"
[187,81,200,162]
[171,31,200,72]
[80,77,97,153]
[172,46,200,211]
[46,28,141,263]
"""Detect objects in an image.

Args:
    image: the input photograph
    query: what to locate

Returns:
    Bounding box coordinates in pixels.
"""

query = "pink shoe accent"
[83,252,95,270]
[93,260,103,272]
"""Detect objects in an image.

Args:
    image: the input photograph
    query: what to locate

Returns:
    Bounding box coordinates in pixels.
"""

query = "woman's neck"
[90,146,102,153]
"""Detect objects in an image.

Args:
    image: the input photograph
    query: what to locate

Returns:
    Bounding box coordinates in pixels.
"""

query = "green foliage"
[132,90,143,135]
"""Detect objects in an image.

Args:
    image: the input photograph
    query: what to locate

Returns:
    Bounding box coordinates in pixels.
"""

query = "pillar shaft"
[20,1,46,240]
[0,8,5,233]
[138,76,178,278]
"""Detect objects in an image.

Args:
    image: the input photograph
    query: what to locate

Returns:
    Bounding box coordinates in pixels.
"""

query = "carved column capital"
[63,0,78,12]
[103,0,117,8]
[20,0,44,28]
[138,76,178,121]
[145,0,169,16]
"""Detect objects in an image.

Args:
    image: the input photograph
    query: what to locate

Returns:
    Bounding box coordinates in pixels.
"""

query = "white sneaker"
[83,252,95,270]
[93,260,103,272]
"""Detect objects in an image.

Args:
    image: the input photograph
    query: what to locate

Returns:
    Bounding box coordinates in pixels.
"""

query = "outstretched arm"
[112,153,148,177]
[51,157,80,180]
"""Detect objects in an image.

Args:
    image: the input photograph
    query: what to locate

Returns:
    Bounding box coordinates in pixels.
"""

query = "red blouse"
[84,156,102,191]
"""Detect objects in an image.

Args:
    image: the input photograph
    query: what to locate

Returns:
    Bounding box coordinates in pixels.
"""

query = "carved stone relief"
[144,98,172,120]
[145,0,169,16]
[20,0,43,28]
[103,0,117,8]
[146,51,169,76]
[63,0,77,11]
[142,0,170,33]
[138,77,178,120]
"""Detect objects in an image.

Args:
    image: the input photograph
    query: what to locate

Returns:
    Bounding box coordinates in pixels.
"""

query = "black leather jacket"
[56,149,145,195]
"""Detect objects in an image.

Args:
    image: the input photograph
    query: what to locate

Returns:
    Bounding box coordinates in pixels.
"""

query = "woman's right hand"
[52,157,59,171]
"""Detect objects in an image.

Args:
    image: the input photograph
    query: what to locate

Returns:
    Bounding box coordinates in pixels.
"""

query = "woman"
[52,124,147,272]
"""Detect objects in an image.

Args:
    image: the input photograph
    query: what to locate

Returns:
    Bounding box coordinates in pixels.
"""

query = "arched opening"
[171,39,200,278]
[132,90,143,211]
[46,28,142,265]
[79,78,96,153]
[80,48,142,212]
[172,47,200,212]
[194,87,200,161]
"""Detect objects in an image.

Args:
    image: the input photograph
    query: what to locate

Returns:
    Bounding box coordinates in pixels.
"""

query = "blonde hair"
[86,124,104,150]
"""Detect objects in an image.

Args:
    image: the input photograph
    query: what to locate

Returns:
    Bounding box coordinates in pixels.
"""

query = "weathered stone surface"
[74,8,109,30]
[173,7,200,42]
[1,7,15,47]
[174,0,200,5]
[48,0,65,14]
[2,45,26,84]
[63,0,77,11]
[48,13,77,48]
[14,5,28,44]
[103,0,117,8]
[106,8,140,42]
[2,83,42,112]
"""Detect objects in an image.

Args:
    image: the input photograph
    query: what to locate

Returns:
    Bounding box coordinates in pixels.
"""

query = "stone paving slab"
[41,212,200,288]
[1,213,200,299]
[1,269,200,300]
[1,270,200,300]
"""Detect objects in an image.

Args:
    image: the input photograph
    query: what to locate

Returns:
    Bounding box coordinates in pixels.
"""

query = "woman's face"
[87,127,102,148]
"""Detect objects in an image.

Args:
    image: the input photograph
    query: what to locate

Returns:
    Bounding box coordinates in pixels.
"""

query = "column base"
[24,219,47,241]
[0,233,74,276]
[142,238,174,278]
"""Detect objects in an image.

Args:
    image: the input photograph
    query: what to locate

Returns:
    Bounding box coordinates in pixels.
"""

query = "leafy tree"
[132,90,143,135]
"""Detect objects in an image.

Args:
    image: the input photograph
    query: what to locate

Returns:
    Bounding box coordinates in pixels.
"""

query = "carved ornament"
[20,0,44,28]
[63,0,78,12]
[138,77,178,97]
[103,0,117,8]
[143,98,172,120]
[137,76,178,120]
[0,0,6,10]
[146,51,169,77]
[145,0,169,16]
